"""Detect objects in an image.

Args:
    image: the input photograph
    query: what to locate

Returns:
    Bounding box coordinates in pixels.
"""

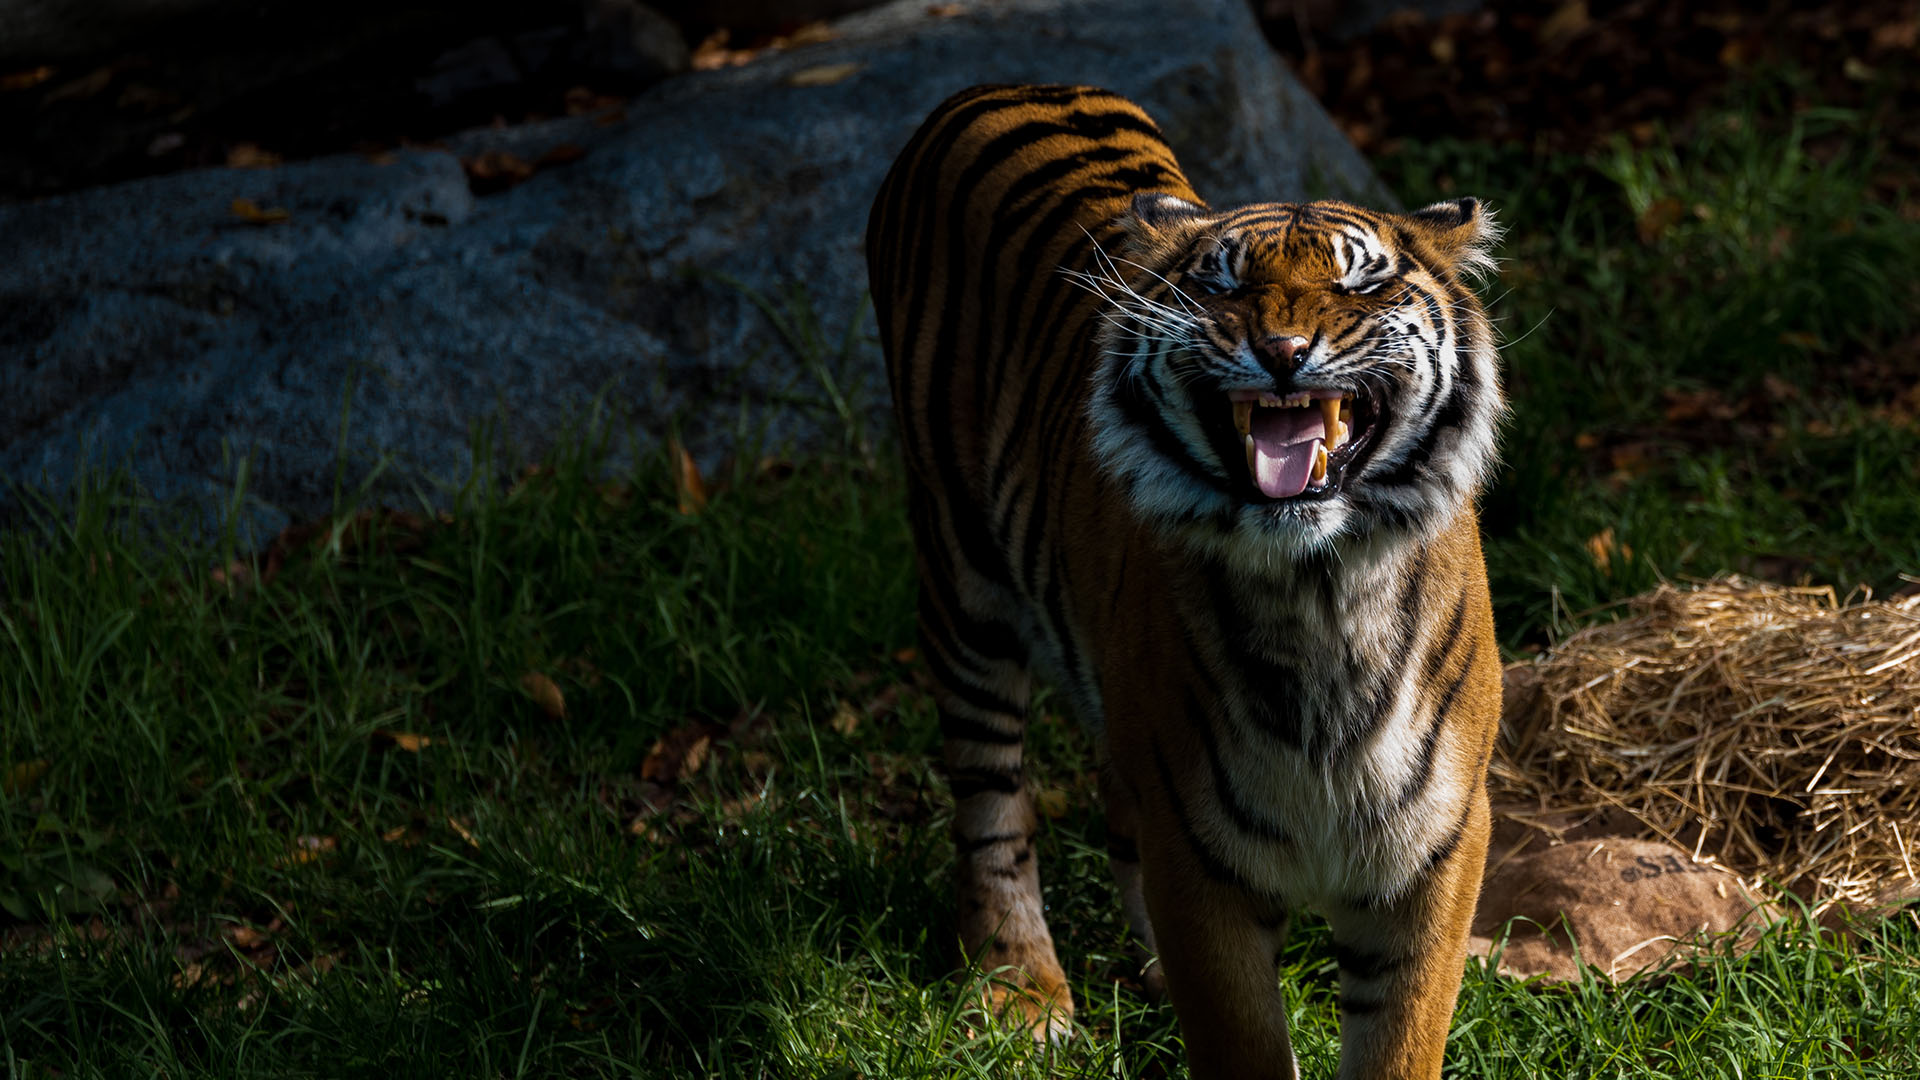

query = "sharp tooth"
[1333,420,1350,449]
[1233,400,1253,437]
[1244,434,1257,475]
[1311,442,1328,484]
[1319,398,1340,445]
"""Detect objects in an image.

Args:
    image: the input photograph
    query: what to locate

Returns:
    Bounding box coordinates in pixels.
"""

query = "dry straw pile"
[1495,577,1920,912]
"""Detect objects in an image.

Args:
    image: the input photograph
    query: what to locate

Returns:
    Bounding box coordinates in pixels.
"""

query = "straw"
[1496,577,1920,912]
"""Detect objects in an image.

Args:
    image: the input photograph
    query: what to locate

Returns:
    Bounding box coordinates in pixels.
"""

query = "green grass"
[5,70,1920,1078]
[1380,71,1920,641]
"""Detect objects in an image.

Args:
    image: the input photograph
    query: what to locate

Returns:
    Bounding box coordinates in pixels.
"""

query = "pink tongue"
[1250,408,1324,499]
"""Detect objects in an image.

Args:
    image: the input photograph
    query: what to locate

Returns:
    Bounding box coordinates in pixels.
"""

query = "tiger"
[865,84,1504,1079]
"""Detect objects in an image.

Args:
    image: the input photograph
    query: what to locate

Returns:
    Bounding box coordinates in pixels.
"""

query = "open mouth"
[1228,388,1378,501]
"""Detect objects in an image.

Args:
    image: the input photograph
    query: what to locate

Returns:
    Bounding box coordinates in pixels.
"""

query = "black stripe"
[1149,736,1266,896]
[920,635,1027,721]
[1381,629,1480,814]
[1339,995,1385,1016]
[949,767,1023,800]
[1331,942,1408,981]
[955,831,1028,856]
[1189,688,1290,843]
[939,709,1025,746]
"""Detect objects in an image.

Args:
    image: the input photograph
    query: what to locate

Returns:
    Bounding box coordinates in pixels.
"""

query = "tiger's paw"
[978,971,1075,1044]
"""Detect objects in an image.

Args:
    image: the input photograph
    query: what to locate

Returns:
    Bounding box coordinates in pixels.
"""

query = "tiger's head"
[1079,195,1504,560]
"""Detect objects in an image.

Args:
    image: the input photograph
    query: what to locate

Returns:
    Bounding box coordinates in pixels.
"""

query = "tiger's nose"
[1257,334,1311,372]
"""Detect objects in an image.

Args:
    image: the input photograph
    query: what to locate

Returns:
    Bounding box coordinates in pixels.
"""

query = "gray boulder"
[1,0,1390,543]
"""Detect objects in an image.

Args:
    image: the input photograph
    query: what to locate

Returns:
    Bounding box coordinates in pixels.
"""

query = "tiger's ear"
[1123,192,1207,233]
[1407,197,1500,278]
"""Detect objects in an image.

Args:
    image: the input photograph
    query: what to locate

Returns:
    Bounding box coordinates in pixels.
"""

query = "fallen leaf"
[1871,20,1918,51]
[563,86,624,115]
[1608,442,1656,476]
[1,65,54,92]
[672,441,708,515]
[830,700,861,736]
[227,924,267,948]
[1779,330,1823,350]
[280,834,338,866]
[535,143,587,167]
[1573,431,1601,450]
[1661,387,1740,423]
[461,150,536,194]
[780,22,836,47]
[1585,527,1619,575]
[225,142,281,168]
[787,62,861,88]
[229,197,289,225]
[1635,197,1685,245]
[1537,1,1590,47]
[1842,57,1875,82]
[641,723,724,783]
[2,759,49,794]
[373,729,433,752]
[519,672,566,719]
[43,67,112,104]
[446,817,479,848]
[380,825,411,843]
[691,29,756,70]
[172,961,209,990]
[892,647,918,664]
[1035,788,1071,819]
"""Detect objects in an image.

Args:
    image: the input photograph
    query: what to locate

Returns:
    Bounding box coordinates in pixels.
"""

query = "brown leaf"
[1034,788,1071,819]
[1537,1,1591,47]
[2,759,49,794]
[1635,197,1685,245]
[1,65,54,92]
[786,62,861,88]
[690,30,757,70]
[535,143,587,167]
[1871,20,1918,52]
[1608,442,1656,476]
[225,143,282,169]
[892,646,918,664]
[520,672,567,719]
[779,22,836,47]
[373,729,433,752]
[446,817,479,848]
[43,67,112,104]
[830,700,861,737]
[672,440,708,515]
[226,924,267,948]
[1585,527,1619,575]
[229,197,289,225]
[279,834,338,866]
[461,150,536,194]
[641,723,724,783]
[1661,387,1740,423]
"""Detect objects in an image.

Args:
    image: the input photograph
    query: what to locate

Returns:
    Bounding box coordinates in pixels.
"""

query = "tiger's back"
[867,85,1505,1080]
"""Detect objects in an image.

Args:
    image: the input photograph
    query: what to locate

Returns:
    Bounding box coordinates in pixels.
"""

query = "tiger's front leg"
[1136,818,1300,1080]
[919,620,1074,1039]
[1321,788,1491,1080]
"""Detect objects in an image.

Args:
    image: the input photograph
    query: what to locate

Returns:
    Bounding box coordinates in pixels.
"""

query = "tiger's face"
[1081,196,1504,558]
